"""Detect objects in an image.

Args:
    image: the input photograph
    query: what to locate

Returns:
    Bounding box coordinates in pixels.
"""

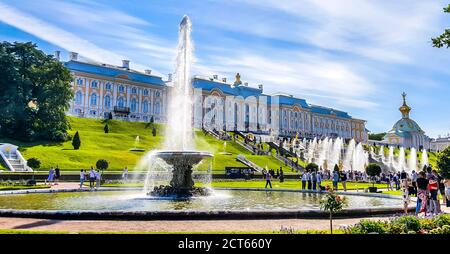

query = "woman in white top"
[79,169,85,189]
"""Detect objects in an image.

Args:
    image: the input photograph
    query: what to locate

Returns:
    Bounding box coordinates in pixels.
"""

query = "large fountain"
[146,16,212,197]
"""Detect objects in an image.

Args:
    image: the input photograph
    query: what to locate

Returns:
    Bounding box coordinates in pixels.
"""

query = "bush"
[305,163,318,172]
[437,146,450,179]
[27,158,41,170]
[152,127,157,137]
[345,214,450,234]
[366,163,381,187]
[104,124,109,134]
[72,131,81,150]
[96,159,109,172]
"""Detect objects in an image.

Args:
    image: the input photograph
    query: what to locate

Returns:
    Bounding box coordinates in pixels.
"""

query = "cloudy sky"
[1,0,449,137]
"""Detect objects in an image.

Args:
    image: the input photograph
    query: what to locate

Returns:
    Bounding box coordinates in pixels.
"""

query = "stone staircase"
[0,143,32,172]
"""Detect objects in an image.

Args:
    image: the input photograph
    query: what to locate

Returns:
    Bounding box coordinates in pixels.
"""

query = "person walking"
[401,179,411,214]
[45,167,55,186]
[89,167,96,190]
[416,171,429,216]
[95,170,102,190]
[279,168,284,183]
[79,169,85,189]
[122,167,129,181]
[317,171,322,191]
[428,170,440,215]
[341,171,348,192]
[54,165,60,185]
[306,170,312,190]
[444,178,450,207]
[333,170,339,191]
[411,170,418,196]
[264,171,272,189]
[301,171,307,190]
[312,170,317,191]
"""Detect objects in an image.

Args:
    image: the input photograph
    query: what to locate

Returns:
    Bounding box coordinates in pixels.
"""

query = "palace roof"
[64,60,166,86]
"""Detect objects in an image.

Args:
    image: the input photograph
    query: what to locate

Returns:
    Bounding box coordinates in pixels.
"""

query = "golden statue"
[234,73,242,85]
[399,92,411,119]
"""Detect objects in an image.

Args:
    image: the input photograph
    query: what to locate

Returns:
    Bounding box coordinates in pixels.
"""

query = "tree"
[72,131,81,150]
[150,116,154,124]
[27,157,41,170]
[432,4,450,48]
[0,41,73,142]
[368,132,386,141]
[305,163,318,172]
[366,163,382,187]
[96,159,109,174]
[104,124,109,134]
[152,126,157,137]
[108,112,113,120]
[320,189,347,234]
[437,146,450,179]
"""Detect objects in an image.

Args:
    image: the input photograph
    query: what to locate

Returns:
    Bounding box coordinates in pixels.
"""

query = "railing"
[236,155,262,173]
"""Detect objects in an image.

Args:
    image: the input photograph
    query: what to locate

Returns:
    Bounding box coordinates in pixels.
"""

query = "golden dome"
[399,92,411,118]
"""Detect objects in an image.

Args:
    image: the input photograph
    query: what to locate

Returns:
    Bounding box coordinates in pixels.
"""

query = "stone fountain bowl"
[153,150,213,165]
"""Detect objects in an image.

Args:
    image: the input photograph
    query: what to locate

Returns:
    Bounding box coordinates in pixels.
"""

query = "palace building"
[61,51,368,143]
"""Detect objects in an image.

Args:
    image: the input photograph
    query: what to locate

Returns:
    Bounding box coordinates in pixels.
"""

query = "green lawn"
[0,116,295,172]
[0,185,50,191]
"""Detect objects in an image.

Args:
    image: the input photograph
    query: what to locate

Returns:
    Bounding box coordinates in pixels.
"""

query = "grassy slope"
[0,116,293,172]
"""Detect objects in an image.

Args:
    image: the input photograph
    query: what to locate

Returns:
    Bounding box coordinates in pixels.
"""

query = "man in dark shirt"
[416,171,429,214]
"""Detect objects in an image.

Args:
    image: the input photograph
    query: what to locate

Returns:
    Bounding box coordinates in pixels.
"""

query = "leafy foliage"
[437,146,450,179]
[432,5,450,48]
[345,214,450,234]
[305,162,318,172]
[320,189,347,214]
[26,157,41,170]
[368,132,386,141]
[96,159,109,171]
[0,41,73,141]
[366,163,381,177]
[72,131,81,150]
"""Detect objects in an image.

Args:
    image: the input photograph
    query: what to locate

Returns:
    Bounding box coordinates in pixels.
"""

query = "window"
[75,108,82,115]
[91,80,98,88]
[75,91,82,105]
[130,98,137,112]
[90,93,97,106]
[77,78,83,86]
[155,91,161,97]
[155,102,161,114]
[143,116,148,122]
[143,100,149,113]
[131,87,137,94]
[117,97,125,107]
[143,89,149,96]
[104,95,111,108]
[119,85,125,93]
[105,83,112,90]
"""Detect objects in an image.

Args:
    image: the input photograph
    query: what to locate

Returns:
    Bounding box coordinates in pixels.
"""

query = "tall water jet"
[164,15,194,150]
[407,148,417,173]
[397,147,406,172]
[142,16,213,197]
[421,149,429,170]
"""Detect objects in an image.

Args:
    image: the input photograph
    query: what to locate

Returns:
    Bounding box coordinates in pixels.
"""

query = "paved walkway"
[1,182,447,233]
[0,217,388,233]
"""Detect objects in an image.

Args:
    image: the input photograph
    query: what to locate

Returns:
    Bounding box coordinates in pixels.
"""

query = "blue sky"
[1,0,449,138]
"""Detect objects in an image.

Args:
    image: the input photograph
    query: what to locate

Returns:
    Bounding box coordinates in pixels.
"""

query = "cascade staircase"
[0,144,32,172]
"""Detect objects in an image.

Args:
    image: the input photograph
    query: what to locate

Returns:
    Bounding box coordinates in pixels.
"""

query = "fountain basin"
[149,150,213,197]
[0,189,411,220]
